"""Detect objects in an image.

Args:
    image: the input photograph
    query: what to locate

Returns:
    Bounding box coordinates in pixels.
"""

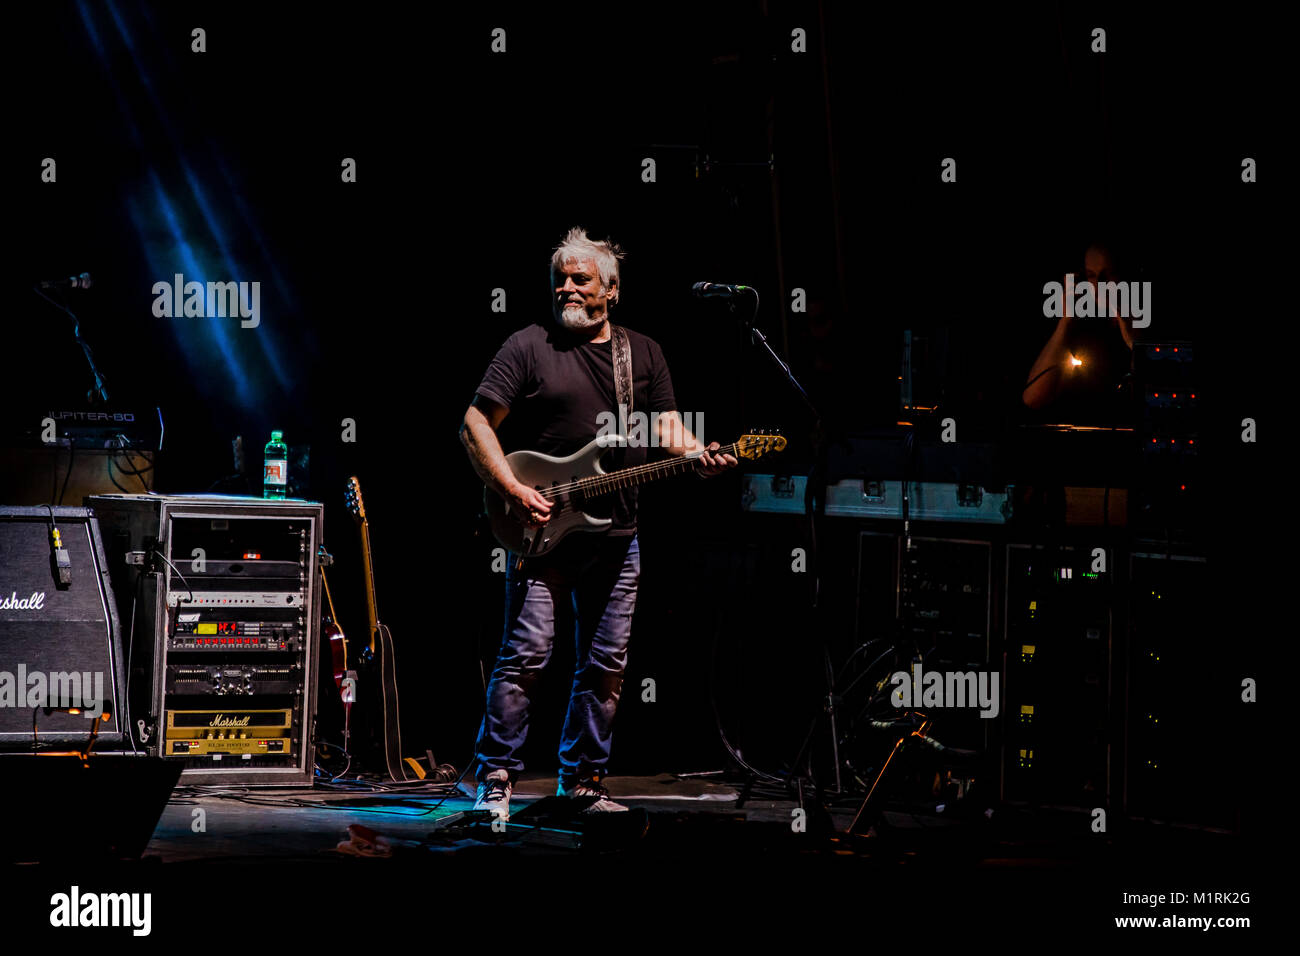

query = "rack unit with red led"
[86,494,322,787]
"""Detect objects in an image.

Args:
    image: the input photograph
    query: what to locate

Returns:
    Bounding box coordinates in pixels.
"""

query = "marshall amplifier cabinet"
[86,494,323,786]
[0,506,128,750]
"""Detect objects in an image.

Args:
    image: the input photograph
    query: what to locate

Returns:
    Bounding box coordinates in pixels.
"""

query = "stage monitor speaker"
[0,506,128,750]
[0,754,181,861]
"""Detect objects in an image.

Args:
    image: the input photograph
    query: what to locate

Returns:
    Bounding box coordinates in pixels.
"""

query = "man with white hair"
[460,227,737,818]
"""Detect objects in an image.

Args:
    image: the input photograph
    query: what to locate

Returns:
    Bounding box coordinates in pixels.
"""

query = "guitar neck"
[563,441,742,499]
[357,519,381,652]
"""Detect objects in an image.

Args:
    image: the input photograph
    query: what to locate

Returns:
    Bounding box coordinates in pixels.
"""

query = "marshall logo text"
[1,591,46,611]
[210,714,252,728]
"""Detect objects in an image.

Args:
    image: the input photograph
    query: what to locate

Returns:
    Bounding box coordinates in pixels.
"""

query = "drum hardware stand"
[846,710,945,834]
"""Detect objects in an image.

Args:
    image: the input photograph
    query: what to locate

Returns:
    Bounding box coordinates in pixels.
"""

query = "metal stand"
[34,285,110,404]
[723,295,848,799]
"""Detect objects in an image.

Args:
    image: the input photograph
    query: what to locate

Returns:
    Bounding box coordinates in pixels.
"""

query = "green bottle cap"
[271,431,283,441]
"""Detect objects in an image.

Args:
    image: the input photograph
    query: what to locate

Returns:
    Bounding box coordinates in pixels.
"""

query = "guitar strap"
[612,324,633,421]
[611,325,633,476]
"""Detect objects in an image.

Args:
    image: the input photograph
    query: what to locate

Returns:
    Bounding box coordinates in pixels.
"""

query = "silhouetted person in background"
[1023,241,1136,422]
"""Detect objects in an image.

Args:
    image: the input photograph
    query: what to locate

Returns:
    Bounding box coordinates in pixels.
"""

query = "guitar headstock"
[345,476,367,524]
[736,431,788,461]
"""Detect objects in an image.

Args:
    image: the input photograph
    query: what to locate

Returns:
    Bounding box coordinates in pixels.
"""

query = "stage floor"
[147,772,757,862]
[139,769,1249,870]
[3,768,1262,939]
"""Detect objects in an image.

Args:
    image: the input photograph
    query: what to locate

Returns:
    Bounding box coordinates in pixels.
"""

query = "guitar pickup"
[771,476,796,499]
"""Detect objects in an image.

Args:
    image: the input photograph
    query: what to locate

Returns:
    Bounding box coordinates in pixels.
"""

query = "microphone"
[691,281,753,298]
[39,272,93,290]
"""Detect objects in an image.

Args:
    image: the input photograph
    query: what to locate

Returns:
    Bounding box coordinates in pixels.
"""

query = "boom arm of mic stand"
[745,322,820,423]
[33,285,110,404]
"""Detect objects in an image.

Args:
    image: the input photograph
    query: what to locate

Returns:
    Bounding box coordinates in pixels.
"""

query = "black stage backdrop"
[4,2,1281,785]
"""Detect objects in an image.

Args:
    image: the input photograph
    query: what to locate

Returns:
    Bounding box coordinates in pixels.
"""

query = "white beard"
[558,303,605,333]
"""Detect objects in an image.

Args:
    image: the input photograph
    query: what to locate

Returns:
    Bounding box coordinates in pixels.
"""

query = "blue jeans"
[474,533,640,785]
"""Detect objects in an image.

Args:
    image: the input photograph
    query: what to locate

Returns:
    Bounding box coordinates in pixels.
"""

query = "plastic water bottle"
[263,430,288,499]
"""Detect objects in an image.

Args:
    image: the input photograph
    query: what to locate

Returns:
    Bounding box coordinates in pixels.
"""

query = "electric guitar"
[484,432,786,557]
[318,559,356,758]
[344,477,414,782]
[319,561,349,699]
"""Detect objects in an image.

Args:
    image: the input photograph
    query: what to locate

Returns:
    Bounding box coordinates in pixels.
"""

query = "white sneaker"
[557,776,628,812]
[473,769,512,821]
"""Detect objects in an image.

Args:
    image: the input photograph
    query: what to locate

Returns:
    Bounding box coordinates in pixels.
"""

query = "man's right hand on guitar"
[507,482,552,526]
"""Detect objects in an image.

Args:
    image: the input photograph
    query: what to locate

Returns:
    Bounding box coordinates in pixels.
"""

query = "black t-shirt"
[474,321,678,533]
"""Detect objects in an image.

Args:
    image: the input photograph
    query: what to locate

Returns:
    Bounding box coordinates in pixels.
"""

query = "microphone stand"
[729,296,846,802]
[34,286,109,404]
[742,312,819,423]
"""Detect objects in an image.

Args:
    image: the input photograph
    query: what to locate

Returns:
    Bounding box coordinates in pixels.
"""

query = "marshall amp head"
[165,708,294,756]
